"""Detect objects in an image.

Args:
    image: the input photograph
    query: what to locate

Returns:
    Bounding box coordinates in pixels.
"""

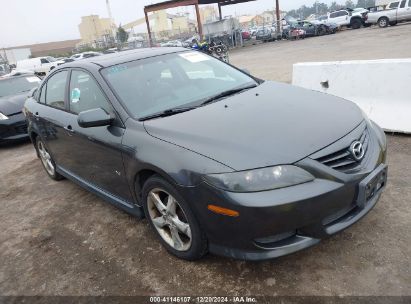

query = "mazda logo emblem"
[350,141,365,161]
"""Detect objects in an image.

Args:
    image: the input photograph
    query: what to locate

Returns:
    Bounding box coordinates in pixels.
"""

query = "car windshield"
[0,76,40,97]
[46,56,56,62]
[101,51,257,119]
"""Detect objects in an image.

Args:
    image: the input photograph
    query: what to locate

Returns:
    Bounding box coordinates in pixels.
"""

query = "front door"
[63,69,133,202]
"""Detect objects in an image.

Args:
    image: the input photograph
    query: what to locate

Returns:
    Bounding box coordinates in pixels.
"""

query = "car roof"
[63,47,187,69]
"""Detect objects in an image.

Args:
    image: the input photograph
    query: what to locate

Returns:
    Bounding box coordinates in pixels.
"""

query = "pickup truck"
[366,0,411,27]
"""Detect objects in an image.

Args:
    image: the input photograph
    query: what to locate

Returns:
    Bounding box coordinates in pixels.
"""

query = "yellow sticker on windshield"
[179,52,209,63]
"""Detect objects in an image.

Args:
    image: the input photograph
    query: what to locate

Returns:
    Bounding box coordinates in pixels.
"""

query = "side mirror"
[77,108,113,128]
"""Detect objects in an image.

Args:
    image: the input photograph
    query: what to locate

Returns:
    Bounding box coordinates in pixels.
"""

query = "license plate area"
[357,164,387,208]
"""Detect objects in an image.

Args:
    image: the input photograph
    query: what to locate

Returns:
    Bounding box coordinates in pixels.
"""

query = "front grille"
[314,128,369,172]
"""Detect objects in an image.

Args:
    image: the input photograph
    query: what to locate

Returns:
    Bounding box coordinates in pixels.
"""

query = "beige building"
[78,15,116,45]
[200,5,218,24]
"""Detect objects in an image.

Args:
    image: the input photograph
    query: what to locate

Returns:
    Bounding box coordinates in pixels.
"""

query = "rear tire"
[36,137,63,181]
[142,175,208,260]
[378,17,389,28]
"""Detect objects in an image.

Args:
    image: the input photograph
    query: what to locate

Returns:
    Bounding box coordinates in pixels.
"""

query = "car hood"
[0,92,28,115]
[144,81,363,171]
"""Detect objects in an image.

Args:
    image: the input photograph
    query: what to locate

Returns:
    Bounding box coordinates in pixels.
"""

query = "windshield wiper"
[200,83,258,106]
[139,106,197,121]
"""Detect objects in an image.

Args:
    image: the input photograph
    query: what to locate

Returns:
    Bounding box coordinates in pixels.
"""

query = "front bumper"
[0,112,29,143]
[179,122,387,261]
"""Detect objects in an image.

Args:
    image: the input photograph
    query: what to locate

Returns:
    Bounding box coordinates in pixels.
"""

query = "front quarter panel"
[122,118,233,205]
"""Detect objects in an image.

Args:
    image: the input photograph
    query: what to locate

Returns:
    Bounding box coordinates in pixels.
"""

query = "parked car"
[312,16,340,33]
[256,27,280,42]
[70,52,102,61]
[366,0,411,27]
[0,74,41,143]
[24,48,387,261]
[256,28,272,41]
[16,57,63,75]
[160,40,183,47]
[292,21,329,36]
[327,8,367,29]
[241,30,251,40]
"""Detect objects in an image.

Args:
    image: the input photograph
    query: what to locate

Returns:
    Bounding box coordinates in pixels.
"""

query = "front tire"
[36,137,63,181]
[142,175,207,260]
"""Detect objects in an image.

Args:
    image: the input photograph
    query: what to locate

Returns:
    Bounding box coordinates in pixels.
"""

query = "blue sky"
[0,0,344,47]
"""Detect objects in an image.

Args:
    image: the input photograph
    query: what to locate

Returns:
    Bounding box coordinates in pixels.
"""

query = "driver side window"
[69,70,112,115]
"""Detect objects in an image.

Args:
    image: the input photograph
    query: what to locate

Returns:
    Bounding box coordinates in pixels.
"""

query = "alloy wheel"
[147,188,192,251]
[38,141,55,176]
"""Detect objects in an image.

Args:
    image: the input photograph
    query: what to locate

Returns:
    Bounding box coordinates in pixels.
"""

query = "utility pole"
[106,0,117,44]
[275,0,281,38]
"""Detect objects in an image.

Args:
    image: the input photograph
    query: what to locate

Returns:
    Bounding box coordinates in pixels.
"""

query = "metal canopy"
[143,0,256,46]
[144,0,256,13]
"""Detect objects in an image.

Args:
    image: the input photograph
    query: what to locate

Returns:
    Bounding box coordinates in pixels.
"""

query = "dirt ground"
[1,24,410,297]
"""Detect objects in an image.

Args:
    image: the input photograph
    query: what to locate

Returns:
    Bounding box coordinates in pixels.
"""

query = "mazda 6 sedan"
[24,48,387,261]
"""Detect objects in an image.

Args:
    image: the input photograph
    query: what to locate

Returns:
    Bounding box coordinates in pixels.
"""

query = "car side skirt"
[56,166,144,219]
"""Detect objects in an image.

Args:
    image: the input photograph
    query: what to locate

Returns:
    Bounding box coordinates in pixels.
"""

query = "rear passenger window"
[400,0,406,7]
[45,71,68,110]
[69,70,112,115]
[389,1,399,8]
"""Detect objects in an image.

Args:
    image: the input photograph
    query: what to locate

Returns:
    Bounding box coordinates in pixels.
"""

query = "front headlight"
[0,112,8,120]
[204,165,315,192]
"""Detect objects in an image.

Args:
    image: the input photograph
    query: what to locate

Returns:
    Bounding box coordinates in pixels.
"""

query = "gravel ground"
[0,24,410,297]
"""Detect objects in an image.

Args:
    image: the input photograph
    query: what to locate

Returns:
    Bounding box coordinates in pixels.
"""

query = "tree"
[116,26,129,45]
[345,0,355,8]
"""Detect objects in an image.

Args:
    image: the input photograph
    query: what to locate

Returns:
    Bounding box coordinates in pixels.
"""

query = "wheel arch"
[378,16,390,23]
[133,167,180,205]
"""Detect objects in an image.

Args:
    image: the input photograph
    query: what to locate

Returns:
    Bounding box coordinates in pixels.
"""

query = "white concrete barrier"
[292,59,411,133]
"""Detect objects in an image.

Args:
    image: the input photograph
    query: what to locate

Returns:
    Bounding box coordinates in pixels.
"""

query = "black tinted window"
[69,70,111,114]
[389,1,399,8]
[45,71,68,109]
[40,58,49,64]
[400,0,406,7]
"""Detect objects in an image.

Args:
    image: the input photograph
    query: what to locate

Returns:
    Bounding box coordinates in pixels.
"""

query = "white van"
[16,57,63,75]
